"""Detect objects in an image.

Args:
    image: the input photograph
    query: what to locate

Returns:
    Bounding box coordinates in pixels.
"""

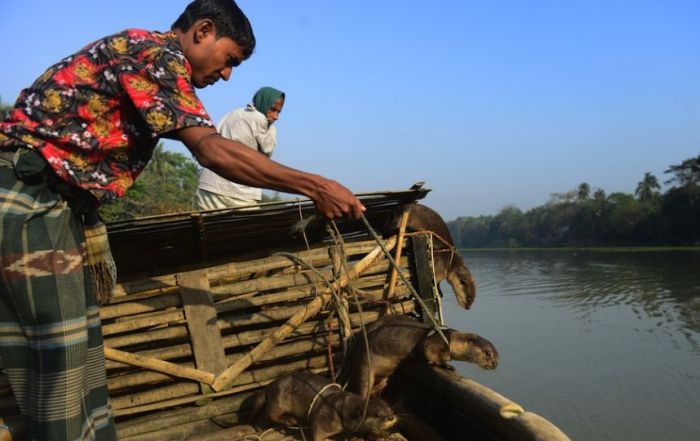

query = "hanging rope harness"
[272,208,449,436]
[307,382,343,421]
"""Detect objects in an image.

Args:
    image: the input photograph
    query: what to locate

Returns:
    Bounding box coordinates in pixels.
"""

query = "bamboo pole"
[100,294,181,320]
[102,244,410,326]
[106,298,415,380]
[109,240,385,305]
[387,208,410,298]
[113,381,269,418]
[112,354,329,411]
[107,333,341,390]
[116,388,254,435]
[186,425,261,441]
[211,236,397,392]
[102,283,412,351]
[102,310,185,336]
[101,259,408,325]
[206,240,382,281]
[209,259,398,299]
[103,325,188,349]
[103,347,215,385]
[120,417,220,441]
[118,366,331,438]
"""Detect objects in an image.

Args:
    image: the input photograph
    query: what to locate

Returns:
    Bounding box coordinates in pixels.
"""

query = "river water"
[442,250,700,441]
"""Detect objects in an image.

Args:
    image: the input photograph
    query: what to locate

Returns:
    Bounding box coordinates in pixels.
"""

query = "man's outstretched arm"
[172,126,365,219]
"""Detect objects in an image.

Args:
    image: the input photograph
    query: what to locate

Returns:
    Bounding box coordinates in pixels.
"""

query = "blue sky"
[1,1,698,219]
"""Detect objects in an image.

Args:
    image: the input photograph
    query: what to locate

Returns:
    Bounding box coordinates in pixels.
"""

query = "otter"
[248,370,396,441]
[343,315,498,400]
[395,203,477,309]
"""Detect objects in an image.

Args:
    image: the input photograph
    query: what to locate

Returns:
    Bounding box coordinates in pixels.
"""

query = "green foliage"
[665,155,700,188]
[99,144,199,221]
[577,182,590,201]
[261,192,283,202]
[0,98,12,119]
[449,154,700,247]
[635,172,660,202]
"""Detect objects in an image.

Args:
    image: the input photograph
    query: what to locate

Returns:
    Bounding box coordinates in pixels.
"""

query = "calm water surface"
[442,250,700,441]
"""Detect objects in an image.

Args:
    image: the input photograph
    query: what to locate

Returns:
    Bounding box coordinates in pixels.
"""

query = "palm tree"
[593,188,606,203]
[577,182,590,201]
[635,172,660,202]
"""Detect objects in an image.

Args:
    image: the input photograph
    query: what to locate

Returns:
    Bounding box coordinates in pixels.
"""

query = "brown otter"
[395,203,477,309]
[342,315,498,400]
[248,370,396,441]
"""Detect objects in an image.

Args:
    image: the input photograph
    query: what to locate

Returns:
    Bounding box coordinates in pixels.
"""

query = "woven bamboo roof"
[107,186,429,280]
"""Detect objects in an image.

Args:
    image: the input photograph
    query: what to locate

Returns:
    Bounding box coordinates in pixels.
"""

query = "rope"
[242,428,275,441]
[405,229,457,276]
[295,199,312,250]
[307,383,342,420]
[328,220,374,432]
[359,214,449,345]
[278,211,447,434]
[272,250,344,378]
[326,310,337,382]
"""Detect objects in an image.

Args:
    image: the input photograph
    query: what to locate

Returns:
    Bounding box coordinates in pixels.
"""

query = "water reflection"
[461,250,700,351]
[443,250,700,441]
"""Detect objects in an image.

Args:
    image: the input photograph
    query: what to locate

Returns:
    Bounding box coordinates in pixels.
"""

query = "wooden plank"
[178,269,228,394]
[412,234,438,321]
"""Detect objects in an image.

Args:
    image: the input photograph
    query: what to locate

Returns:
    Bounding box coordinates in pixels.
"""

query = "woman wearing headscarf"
[196,86,285,209]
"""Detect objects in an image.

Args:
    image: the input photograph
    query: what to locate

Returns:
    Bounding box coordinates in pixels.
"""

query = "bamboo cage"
[0,188,437,440]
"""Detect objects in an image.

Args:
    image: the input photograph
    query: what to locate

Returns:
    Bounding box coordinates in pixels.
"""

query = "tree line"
[447,155,700,247]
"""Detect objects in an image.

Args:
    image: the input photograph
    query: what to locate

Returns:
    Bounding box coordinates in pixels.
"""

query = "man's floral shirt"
[0,29,214,202]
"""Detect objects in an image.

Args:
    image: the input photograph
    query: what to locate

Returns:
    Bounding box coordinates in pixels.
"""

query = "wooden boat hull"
[394,363,570,441]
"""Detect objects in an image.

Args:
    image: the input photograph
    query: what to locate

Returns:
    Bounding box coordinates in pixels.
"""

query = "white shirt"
[197,104,277,200]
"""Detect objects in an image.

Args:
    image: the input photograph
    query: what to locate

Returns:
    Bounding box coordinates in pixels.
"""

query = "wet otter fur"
[394,203,477,309]
[342,315,498,400]
[248,370,396,441]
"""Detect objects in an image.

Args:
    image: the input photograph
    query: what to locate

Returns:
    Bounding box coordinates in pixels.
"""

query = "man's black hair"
[172,0,256,59]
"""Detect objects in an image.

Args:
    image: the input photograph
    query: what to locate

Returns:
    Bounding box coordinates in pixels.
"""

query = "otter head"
[445,260,476,309]
[448,331,499,370]
[344,396,397,436]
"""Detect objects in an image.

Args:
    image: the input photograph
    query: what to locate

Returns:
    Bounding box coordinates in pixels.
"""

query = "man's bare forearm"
[174,127,364,218]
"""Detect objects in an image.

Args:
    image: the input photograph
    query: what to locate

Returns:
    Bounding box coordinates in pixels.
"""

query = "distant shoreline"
[459,246,700,252]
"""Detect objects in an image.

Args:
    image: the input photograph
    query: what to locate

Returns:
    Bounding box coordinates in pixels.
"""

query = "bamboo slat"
[211,236,398,391]
[106,239,395,305]
[101,249,408,322]
[104,347,215,385]
[107,301,415,398]
[387,207,410,298]
[108,333,340,392]
[112,354,330,411]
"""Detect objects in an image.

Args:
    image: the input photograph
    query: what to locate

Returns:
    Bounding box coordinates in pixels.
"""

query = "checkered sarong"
[0,158,116,440]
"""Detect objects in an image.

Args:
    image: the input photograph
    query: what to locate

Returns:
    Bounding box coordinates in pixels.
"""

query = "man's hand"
[310,178,366,220]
